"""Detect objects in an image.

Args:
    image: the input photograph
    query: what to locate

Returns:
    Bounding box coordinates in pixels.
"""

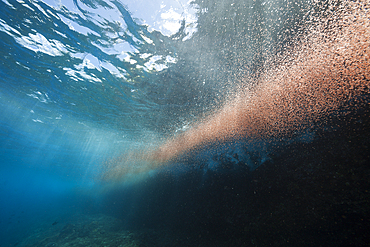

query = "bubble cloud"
[150,0,369,163]
[103,1,369,181]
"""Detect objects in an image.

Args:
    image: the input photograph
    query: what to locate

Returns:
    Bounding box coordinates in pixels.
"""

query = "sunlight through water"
[1,0,370,246]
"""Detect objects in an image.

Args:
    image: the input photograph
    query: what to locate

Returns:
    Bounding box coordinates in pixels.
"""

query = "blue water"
[0,0,217,244]
[1,0,369,246]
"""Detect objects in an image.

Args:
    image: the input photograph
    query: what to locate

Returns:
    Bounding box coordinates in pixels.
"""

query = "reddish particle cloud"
[102,1,369,181]
[150,1,370,163]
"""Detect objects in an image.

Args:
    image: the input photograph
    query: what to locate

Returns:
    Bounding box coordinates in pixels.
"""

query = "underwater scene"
[0,0,369,246]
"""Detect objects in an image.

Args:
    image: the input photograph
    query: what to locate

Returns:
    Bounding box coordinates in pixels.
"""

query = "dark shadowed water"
[1,0,369,246]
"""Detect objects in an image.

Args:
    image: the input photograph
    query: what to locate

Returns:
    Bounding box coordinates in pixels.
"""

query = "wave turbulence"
[103,0,370,182]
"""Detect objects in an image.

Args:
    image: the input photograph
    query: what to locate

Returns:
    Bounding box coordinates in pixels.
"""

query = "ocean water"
[1,0,369,246]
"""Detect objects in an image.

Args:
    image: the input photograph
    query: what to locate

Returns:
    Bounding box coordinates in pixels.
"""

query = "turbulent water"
[0,0,369,246]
